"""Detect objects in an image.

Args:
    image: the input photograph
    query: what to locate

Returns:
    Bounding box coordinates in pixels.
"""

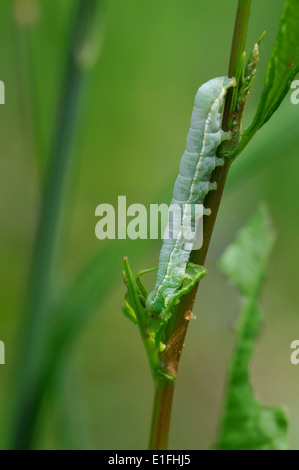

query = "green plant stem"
[122,257,161,381]
[149,379,175,450]
[223,0,252,127]
[8,0,104,450]
[148,0,252,450]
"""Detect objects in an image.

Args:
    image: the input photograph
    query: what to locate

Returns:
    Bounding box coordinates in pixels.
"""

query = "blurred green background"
[1,0,299,450]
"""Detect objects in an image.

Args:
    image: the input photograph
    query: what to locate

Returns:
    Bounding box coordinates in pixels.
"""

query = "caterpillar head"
[146,291,164,317]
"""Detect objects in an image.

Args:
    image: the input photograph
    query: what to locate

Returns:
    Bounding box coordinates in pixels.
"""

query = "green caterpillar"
[147,76,236,315]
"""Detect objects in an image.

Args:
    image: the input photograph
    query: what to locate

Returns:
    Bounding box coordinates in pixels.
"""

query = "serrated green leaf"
[233,0,299,159]
[215,206,289,450]
[248,0,299,128]
[219,206,275,296]
[154,263,207,350]
[122,299,138,325]
[122,257,162,379]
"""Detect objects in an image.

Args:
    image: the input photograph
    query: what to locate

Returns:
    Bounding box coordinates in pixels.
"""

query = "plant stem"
[223,0,252,128]
[122,257,161,381]
[149,0,252,450]
[8,0,104,450]
[149,379,175,450]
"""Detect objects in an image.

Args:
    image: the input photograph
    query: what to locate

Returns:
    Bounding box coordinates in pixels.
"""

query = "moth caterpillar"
[147,76,236,314]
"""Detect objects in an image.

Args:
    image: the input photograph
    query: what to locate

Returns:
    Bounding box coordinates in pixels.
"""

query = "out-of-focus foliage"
[216,206,289,450]
[0,0,298,450]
